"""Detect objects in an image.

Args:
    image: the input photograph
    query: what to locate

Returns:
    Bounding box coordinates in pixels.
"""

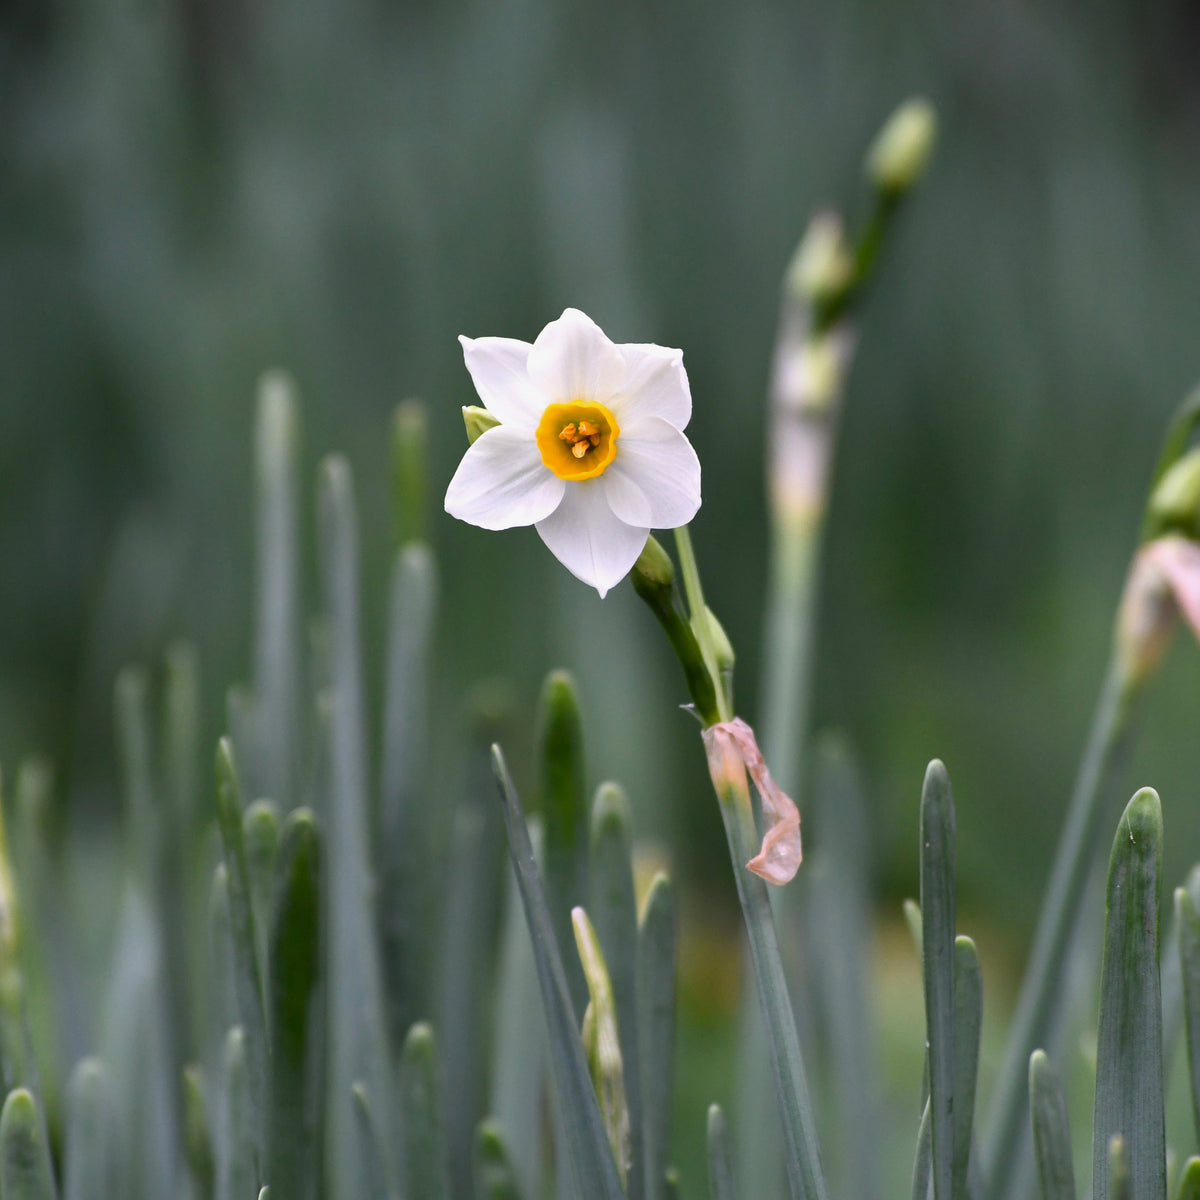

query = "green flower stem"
[672,527,732,723]
[629,549,721,727]
[981,655,1141,1199]
[811,192,900,336]
[761,489,823,796]
[714,768,829,1200]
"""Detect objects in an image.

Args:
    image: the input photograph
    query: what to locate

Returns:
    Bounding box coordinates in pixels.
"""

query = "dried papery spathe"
[702,717,802,885]
[1117,534,1200,685]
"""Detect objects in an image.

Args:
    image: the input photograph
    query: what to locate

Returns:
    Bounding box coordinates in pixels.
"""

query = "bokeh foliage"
[4,0,1200,1042]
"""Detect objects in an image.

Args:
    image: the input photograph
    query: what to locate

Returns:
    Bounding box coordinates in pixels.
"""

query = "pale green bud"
[1148,449,1200,537]
[462,405,500,445]
[632,535,675,588]
[787,212,855,308]
[866,97,937,196]
[695,606,735,673]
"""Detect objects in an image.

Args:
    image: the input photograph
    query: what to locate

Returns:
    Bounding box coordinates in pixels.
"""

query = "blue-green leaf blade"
[214,740,267,1153]
[919,760,956,1200]
[474,1121,525,1200]
[953,936,982,1200]
[253,372,302,809]
[399,1023,450,1200]
[1092,788,1165,1200]
[183,1065,214,1200]
[318,456,396,1200]
[1028,1050,1075,1200]
[707,1104,739,1200]
[1177,884,1200,1149]
[380,541,438,1045]
[215,1028,256,1200]
[265,810,323,1200]
[590,782,643,1200]
[63,1059,111,1200]
[638,873,677,1200]
[1175,1156,1200,1200]
[490,745,625,1200]
[912,1098,932,1200]
[537,672,589,1015]
[351,1083,391,1200]
[0,1088,56,1200]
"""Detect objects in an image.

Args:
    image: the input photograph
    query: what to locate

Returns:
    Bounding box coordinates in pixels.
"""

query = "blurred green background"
[5,0,1200,1149]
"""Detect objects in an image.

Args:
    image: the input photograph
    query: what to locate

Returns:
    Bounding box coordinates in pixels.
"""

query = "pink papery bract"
[702,717,802,885]
[1118,534,1200,683]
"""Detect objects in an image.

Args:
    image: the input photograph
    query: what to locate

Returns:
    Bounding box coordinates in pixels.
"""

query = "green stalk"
[981,657,1139,1198]
[672,528,731,722]
[712,768,829,1200]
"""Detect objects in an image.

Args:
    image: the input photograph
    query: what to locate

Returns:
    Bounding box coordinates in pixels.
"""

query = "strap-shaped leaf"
[981,662,1137,1200]
[183,1065,214,1200]
[491,746,625,1200]
[537,672,589,1015]
[707,1104,739,1200]
[638,874,677,1200]
[400,1023,450,1200]
[474,1121,525,1200]
[1028,1050,1075,1200]
[318,456,396,1200]
[919,761,956,1200]
[243,799,280,979]
[1177,885,1200,1149]
[64,1059,110,1200]
[0,1088,56,1200]
[953,937,982,1200]
[253,372,301,809]
[265,810,323,1200]
[1092,789,1165,1200]
[380,540,438,1044]
[351,1083,391,1200]
[573,908,631,1187]
[912,1098,932,1200]
[590,783,643,1200]
[214,740,267,1151]
[1175,1156,1200,1200]
[491,823,544,1199]
[807,734,879,1200]
[1107,1137,1131,1200]
[216,1028,256,1200]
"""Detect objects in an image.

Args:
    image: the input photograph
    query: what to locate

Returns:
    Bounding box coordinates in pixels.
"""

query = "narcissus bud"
[631,535,675,589]
[462,405,500,445]
[867,97,937,197]
[787,212,855,310]
[1148,449,1200,539]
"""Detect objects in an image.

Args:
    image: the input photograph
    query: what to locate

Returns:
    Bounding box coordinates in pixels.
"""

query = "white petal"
[459,335,544,430]
[444,425,564,530]
[609,343,692,429]
[606,417,701,529]
[535,481,648,597]
[600,468,652,528]
[526,309,627,404]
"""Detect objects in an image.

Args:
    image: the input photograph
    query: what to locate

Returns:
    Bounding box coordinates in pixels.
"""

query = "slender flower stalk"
[705,736,828,1200]
[984,390,1200,1199]
[980,653,1140,1198]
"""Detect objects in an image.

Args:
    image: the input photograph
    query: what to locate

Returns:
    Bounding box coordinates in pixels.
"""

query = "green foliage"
[5,95,1200,1200]
[1092,790,1165,1200]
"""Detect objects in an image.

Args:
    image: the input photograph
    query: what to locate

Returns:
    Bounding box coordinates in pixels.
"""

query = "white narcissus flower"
[445,308,702,597]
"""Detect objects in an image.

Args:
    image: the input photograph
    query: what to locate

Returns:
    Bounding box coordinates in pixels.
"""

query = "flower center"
[536,401,620,481]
